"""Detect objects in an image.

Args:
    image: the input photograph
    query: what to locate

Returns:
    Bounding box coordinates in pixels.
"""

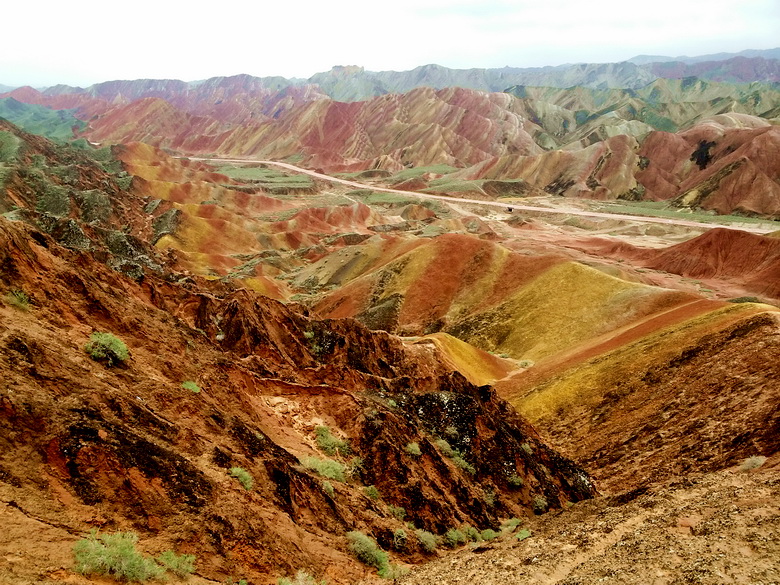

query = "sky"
[2,0,778,88]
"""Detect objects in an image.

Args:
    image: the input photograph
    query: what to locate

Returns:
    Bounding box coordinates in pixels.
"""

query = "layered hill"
[6,71,780,218]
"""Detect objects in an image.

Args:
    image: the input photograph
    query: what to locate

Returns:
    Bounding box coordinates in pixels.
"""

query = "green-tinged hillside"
[0,97,86,141]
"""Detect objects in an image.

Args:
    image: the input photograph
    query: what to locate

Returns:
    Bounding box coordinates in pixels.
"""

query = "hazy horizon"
[3,0,778,88]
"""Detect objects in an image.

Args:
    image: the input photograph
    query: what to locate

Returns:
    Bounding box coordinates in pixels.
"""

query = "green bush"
[404,442,421,456]
[181,380,201,393]
[443,528,466,548]
[322,480,335,497]
[415,529,438,552]
[435,438,475,473]
[73,531,164,581]
[156,550,195,577]
[740,455,767,470]
[300,456,346,482]
[230,467,254,490]
[454,455,476,474]
[501,518,523,532]
[480,529,498,541]
[516,528,532,541]
[387,504,405,520]
[532,495,549,514]
[278,570,326,585]
[392,528,407,550]
[364,485,380,500]
[434,438,454,457]
[84,332,129,366]
[4,289,30,311]
[346,456,363,476]
[315,426,350,456]
[461,524,481,542]
[508,473,524,488]
[346,531,389,576]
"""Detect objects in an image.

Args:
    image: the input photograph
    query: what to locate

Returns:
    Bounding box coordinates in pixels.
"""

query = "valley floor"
[401,464,780,585]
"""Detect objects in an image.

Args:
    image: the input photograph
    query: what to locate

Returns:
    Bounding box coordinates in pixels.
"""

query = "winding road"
[191,157,778,235]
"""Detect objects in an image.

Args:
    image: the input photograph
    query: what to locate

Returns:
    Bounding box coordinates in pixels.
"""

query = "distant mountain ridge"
[2,49,776,104]
[628,47,780,65]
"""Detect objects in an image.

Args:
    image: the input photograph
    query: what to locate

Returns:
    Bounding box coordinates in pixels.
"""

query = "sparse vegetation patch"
[181,380,201,393]
[84,332,129,366]
[230,467,254,490]
[73,531,164,581]
[346,531,389,576]
[4,289,30,311]
[278,570,327,585]
[315,425,350,456]
[300,456,347,482]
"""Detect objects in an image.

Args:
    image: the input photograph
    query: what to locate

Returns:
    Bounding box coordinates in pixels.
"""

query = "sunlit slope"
[409,332,516,386]
[447,262,695,361]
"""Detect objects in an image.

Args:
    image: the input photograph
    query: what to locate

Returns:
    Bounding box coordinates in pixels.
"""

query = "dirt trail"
[192,157,777,235]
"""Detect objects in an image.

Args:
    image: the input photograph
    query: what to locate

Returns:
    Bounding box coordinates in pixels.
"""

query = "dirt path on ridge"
[191,157,777,235]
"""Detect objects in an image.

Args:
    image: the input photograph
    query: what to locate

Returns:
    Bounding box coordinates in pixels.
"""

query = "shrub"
[346,531,389,576]
[156,550,196,577]
[480,529,498,541]
[300,456,346,482]
[501,518,523,532]
[4,289,30,311]
[322,480,334,497]
[443,528,466,548]
[483,488,496,507]
[382,564,409,579]
[434,438,454,457]
[387,504,405,520]
[435,438,475,473]
[364,485,380,500]
[532,495,548,515]
[404,442,421,457]
[181,380,200,393]
[278,570,326,585]
[727,296,760,304]
[740,455,767,471]
[453,455,476,474]
[516,528,532,541]
[230,467,254,490]
[392,528,407,550]
[346,456,363,476]
[84,332,129,366]
[508,474,524,488]
[461,524,481,542]
[415,529,438,552]
[521,443,533,455]
[315,426,350,456]
[73,531,164,581]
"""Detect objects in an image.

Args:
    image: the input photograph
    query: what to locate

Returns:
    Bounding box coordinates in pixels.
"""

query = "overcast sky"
[3,0,778,87]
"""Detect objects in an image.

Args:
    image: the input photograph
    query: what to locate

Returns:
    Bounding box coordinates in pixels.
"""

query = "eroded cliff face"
[0,214,594,584]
